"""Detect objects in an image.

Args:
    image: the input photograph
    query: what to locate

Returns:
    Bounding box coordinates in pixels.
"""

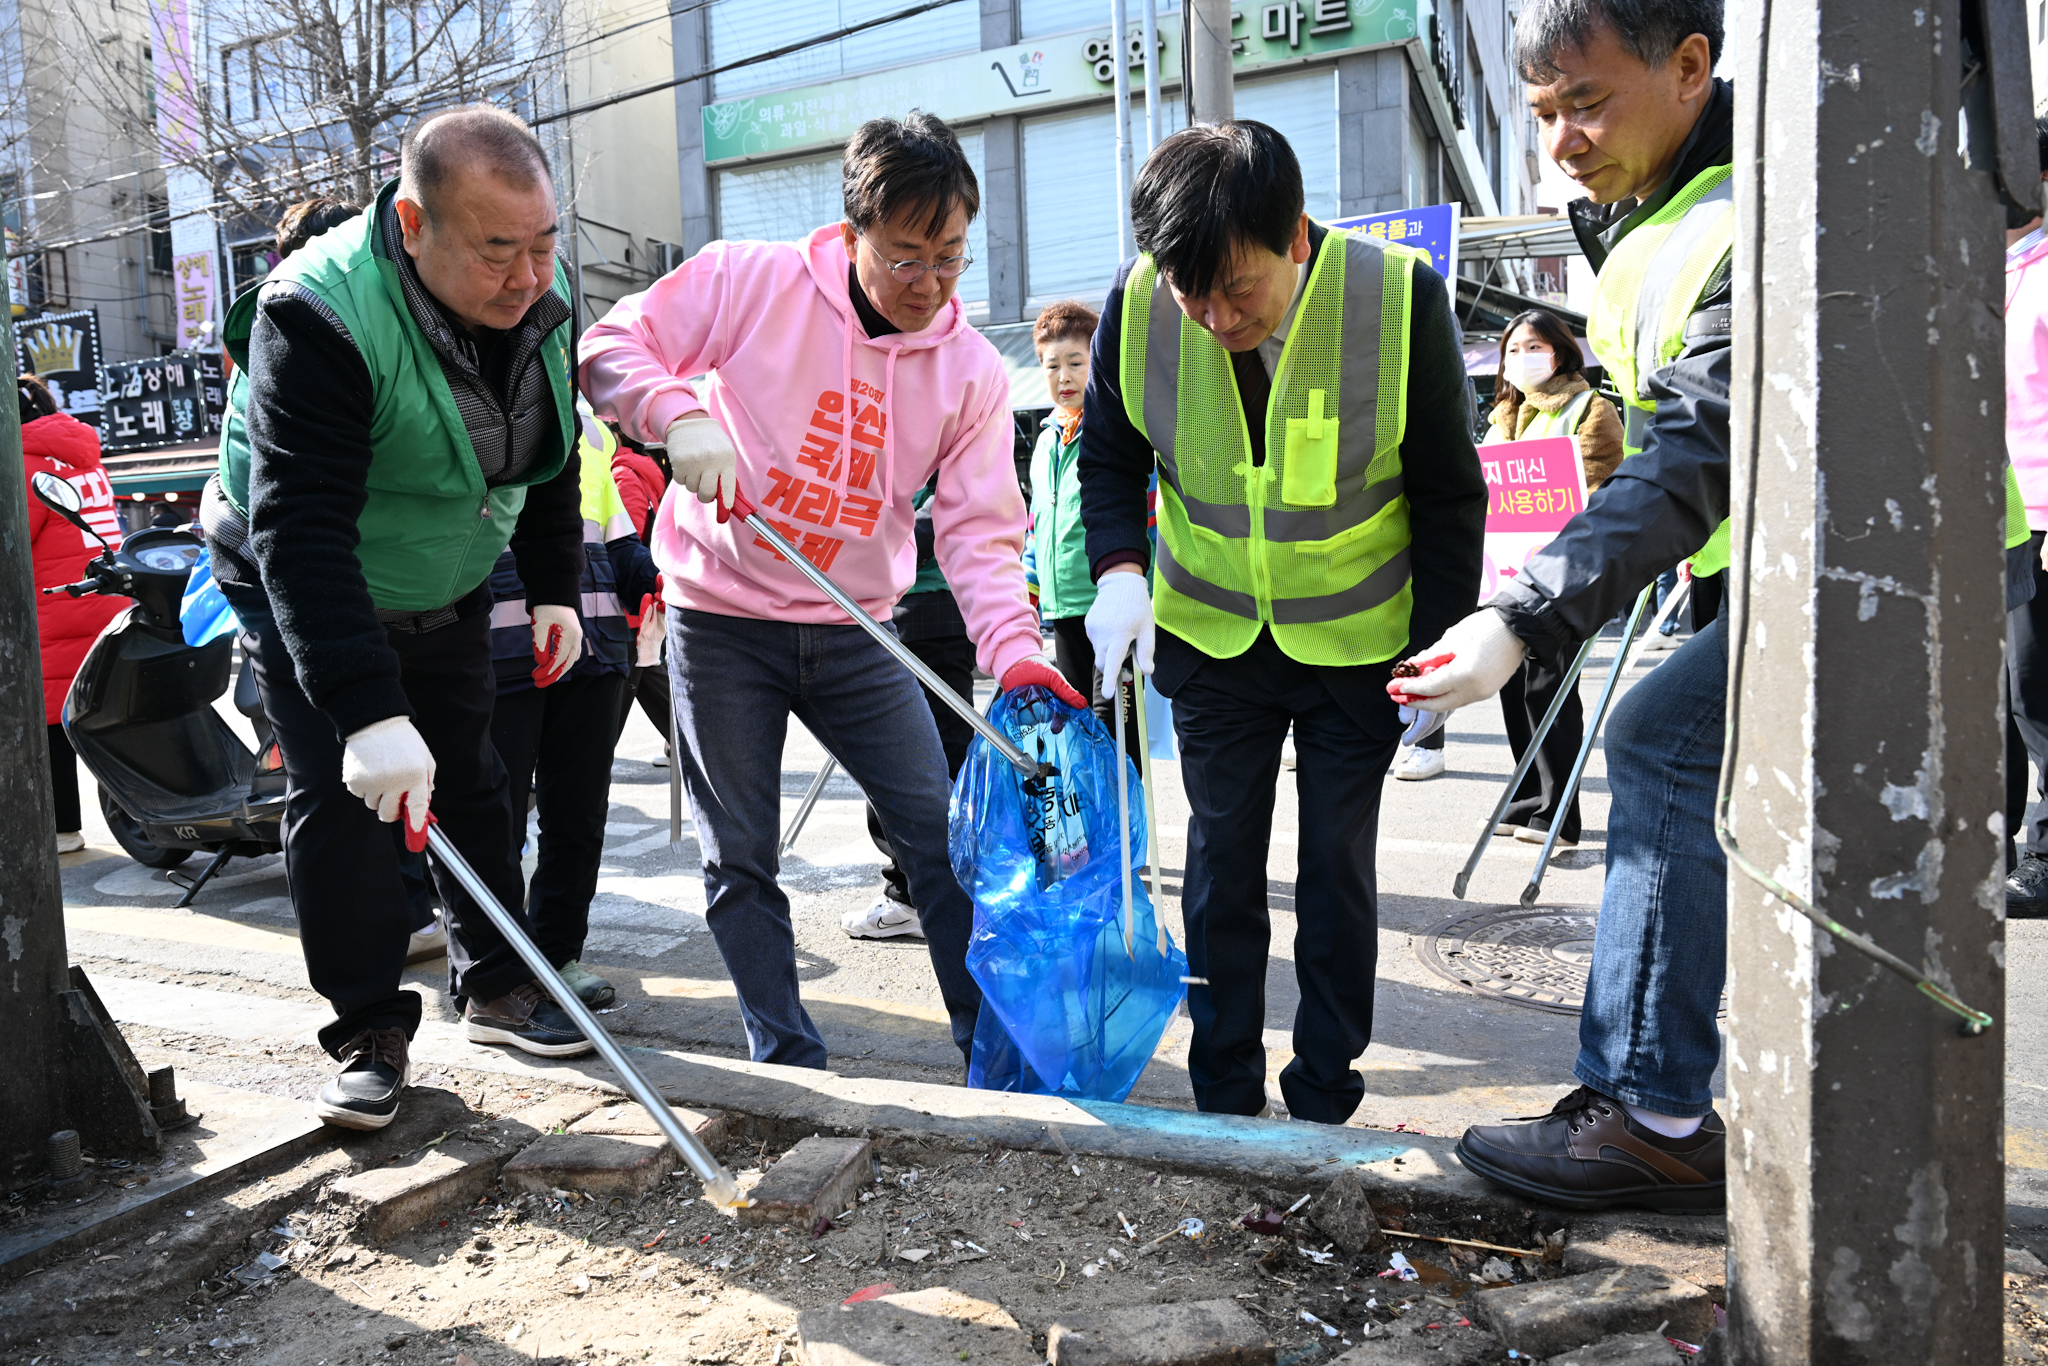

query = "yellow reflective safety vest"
[1483,387,1596,445]
[1586,163,1735,575]
[1119,228,1425,666]
[2008,465,2031,550]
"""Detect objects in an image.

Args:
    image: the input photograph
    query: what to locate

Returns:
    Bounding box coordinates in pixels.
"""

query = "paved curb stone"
[501,1107,726,1201]
[1045,1298,1277,1365]
[796,1282,1039,1365]
[1550,1332,1687,1364]
[739,1134,871,1229]
[1472,1265,1713,1357]
[1308,1171,1383,1255]
[1331,1322,1502,1364]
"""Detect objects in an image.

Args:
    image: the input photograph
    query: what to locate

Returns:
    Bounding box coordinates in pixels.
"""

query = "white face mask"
[1502,351,1556,392]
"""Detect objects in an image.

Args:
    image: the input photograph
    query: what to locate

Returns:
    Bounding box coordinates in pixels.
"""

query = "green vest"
[1119,229,1423,667]
[1485,387,1596,445]
[217,182,576,613]
[1587,163,1735,576]
[2007,465,2031,550]
[1029,418,1095,619]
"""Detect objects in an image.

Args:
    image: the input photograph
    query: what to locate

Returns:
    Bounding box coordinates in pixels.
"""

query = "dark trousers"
[48,723,81,833]
[492,669,630,965]
[1168,633,1400,1124]
[1050,614,1141,761]
[2011,533,2048,861]
[1499,656,1584,841]
[225,582,537,1056]
[867,633,977,907]
[619,661,673,747]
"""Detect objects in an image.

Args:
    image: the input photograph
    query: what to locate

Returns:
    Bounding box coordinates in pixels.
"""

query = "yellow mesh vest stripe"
[2009,465,2032,550]
[1121,257,1157,438]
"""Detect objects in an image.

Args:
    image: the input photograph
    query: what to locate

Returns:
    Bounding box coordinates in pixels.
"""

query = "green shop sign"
[701,0,1417,165]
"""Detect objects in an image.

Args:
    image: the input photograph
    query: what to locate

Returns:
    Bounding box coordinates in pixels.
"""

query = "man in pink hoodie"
[581,113,1083,1072]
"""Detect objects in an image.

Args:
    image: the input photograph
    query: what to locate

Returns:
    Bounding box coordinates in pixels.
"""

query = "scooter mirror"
[30,470,108,549]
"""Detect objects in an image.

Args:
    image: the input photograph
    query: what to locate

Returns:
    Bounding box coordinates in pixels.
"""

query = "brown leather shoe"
[464,982,593,1058]
[1455,1085,1724,1214]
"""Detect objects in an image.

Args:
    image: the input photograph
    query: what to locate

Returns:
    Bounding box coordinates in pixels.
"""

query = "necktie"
[1231,347,1272,466]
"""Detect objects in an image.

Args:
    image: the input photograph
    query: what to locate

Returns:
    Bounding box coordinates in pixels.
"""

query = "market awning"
[104,440,217,497]
[1459,214,1585,261]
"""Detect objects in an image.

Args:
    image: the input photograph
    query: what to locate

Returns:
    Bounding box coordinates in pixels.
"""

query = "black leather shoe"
[315,1027,409,1130]
[2010,855,2048,918]
[1456,1085,1724,1214]
[465,982,594,1057]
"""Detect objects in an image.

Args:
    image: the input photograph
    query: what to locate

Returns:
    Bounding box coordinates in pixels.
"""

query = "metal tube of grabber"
[780,756,840,857]
[720,491,1051,780]
[421,822,745,1209]
[1518,580,1662,908]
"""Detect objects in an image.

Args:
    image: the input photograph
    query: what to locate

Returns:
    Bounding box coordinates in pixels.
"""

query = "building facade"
[666,0,1535,334]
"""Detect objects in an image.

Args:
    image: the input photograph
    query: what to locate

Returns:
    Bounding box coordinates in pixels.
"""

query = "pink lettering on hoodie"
[579,224,1040,680]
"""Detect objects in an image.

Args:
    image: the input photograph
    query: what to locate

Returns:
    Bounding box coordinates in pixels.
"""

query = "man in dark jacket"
[206,105,594,1132]
[1395,0,1734,1210]
[1079,122,1486,1124]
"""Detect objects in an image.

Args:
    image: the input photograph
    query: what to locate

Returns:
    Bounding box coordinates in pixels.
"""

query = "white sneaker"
[841,898,923,940]
[651,749,670,769]
[1514,824,1579,850]
[405,919,448,965]
[55,831,85,854]
[1393,746,1446,781]
[1643,631,1681,652]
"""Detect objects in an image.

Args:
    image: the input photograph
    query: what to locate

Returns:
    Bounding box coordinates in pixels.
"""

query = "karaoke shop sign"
[1478,435,1588,600]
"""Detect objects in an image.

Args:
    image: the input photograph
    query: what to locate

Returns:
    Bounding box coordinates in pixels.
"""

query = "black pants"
[1169,633,1399,1124]
[1050,614,1141,761]
[1498,656,1584,841]
[868,633,977,906]
[48,723,81,833]
[619,661,672,748]
[492,669,630,964]
[225,582,536,1056]
[2011,533,2048,860]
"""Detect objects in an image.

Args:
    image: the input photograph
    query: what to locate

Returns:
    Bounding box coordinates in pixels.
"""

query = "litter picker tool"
[1449,573,1691,899]
[405,807,745,1209]
[780,756,840,856]
[718,488,1051,780]
[669,700,687,856]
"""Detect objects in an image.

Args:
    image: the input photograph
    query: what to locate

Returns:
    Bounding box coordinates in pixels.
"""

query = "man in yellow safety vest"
[1078,121,1486,1124]
[1396,0,1736,1212]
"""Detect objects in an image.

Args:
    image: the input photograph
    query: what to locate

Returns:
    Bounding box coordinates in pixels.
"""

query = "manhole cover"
[1414,906,1600,1014]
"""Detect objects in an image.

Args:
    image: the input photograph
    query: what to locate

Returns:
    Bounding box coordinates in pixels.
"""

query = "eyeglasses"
[858,234,973,284]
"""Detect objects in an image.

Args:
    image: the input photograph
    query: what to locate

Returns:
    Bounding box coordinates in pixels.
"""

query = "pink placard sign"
[1478,435,1591,602]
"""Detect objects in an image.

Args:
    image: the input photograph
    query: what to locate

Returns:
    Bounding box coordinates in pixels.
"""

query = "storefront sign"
[701,0,1416,164]
[16,308,104,428]
[1332,202,1459,282]
[1478,434,1586,601]
[152,0,220,348]
[100,350,226,453]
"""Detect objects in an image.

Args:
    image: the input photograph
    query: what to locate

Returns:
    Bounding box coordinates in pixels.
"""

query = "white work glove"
[1397,705,1447,747]
[342,716,435,829]
[1387,608,1530,715]
[665,416,739,515]
[531,603,582,687]
[1084,569,1156,701]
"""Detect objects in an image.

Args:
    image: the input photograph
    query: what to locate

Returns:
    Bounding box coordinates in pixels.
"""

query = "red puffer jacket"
[27,412,125,724]
[611,445,667,545]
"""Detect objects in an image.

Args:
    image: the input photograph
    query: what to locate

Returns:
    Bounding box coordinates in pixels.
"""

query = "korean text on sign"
[1477,435,1589,601]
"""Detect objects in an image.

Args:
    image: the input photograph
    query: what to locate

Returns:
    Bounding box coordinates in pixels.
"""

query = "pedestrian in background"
[610,424,675,765]
[2001,113,2048,914]
[22,373,125,855]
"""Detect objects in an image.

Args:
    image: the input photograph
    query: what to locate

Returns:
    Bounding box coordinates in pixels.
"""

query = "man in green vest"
[1078,121,1486,1124]
[1394,0,1738,1210]
[204,106,594,1132]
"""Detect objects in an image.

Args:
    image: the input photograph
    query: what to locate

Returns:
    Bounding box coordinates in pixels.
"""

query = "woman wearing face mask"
[1404,310,1621,843]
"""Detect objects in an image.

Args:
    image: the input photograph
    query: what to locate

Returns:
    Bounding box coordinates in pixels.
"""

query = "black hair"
[2036,113,2048,175]
[1495,309,1586,407]
[400,105,550,222]
[841,112,981,241]
[1130,121,1303,299]
[1513,0,1723,83]
[18,373,57,425]
[275,196,361,258]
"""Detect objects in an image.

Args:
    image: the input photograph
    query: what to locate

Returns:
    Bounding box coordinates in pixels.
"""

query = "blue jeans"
[1574,616,1727,1116]
[666,608,981,1069]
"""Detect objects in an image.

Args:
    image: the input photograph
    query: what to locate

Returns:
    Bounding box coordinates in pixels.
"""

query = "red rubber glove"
[1000,655,1088,710]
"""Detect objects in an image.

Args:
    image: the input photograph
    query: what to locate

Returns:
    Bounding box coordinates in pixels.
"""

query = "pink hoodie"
[2009,228,2048,528]
[579,225,1040,680]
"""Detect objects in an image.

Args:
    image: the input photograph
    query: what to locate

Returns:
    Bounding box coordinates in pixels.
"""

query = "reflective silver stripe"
[1162,472,1404,542]
[1628,177,1733,401]
[1156,536,1259,617]
[1622,402,1651,450]
[1555,387,1595,433]
[1144,267,1183,463]
[489,600,530,629]
[1270,546,1411,625]
[1335,234,1385,478]
[583,591,623,621]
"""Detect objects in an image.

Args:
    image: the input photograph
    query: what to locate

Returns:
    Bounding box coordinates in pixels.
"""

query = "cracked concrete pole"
[0,307,72,1194]
[1725,1,2027,1361]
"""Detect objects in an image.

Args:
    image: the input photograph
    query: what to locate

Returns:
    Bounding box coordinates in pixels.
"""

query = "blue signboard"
[1331,203,1460,282]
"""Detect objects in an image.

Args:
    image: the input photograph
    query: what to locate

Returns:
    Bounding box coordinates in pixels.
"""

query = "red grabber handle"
[714,485,757,525]
[531,621,566,687]
[399,797,437,853]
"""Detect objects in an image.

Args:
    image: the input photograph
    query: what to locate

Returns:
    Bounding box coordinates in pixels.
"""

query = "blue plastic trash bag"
[949,685,1187,1101]
[180,546,239,647]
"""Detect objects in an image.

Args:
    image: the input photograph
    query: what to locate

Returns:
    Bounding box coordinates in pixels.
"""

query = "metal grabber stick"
[1517,578,1665,908]
[405,808,745,1209]
[718,489,1051,781]
[780,756,840,857]
[1113,657,1172,960]
[1449,572,1692,899]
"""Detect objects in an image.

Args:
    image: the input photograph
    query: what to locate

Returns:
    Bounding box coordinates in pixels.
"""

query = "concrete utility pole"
[0,309,71,1193]
[1725,0,2034,1359]
[1185,0,1233,125]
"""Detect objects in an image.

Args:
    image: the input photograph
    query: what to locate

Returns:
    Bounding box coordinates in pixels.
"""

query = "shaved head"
[398,105,551,222]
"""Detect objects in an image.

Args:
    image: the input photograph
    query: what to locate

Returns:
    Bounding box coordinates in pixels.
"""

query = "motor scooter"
[31,470,284,906]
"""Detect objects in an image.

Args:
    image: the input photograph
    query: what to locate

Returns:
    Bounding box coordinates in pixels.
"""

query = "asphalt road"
[54,625,2045,1166]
